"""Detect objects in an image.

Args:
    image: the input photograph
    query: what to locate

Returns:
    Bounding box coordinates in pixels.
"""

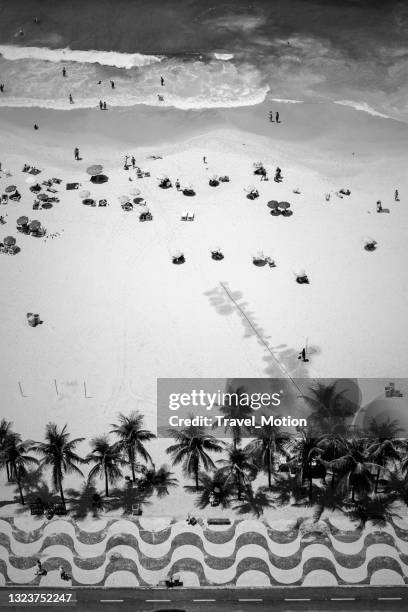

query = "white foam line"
[100,600,124,603]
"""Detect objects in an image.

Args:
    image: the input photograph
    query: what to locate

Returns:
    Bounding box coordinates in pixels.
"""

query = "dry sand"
[0,103,407,517]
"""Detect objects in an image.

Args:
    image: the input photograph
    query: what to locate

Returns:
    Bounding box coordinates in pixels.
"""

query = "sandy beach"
[0,99,407,516]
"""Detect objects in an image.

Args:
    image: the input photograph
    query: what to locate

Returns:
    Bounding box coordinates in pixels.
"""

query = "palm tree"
[3,433,38,505]
[110,412,155,482]
[233,485,274,518]
[213,386,254,448]
[286,429,325,502]
[0,419,13,481]
[302,382,357,434]
[382,469,408,508]
[342,493,400,529]
[33,423,85,506]
[217,444,257,499]
[185,469,233,509]
[322,438,380,502]
[366,418,402,493]
[245,423,290,488]
[166,424,223,491]
[86,435,126,497]
[138,465,178,498]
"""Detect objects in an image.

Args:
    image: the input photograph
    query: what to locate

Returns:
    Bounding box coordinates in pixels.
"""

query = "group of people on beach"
[269,111,281,123]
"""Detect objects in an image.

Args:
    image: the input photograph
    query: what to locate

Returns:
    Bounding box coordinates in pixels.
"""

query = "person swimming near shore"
[69,93,74,104]
[62,67,67,77]
[0,84,4,93]
[161,76,165,86]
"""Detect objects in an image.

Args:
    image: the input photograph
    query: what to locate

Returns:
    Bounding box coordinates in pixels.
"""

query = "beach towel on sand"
[66,182,80,190]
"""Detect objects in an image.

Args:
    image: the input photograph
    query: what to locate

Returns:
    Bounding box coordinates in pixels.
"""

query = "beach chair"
[46,187,58,194]
[98,199,108,207]
[9,193,21,202]
[52,178,62,184]
[180,211,192,221]
[1,194,8,204]
[66,182,79,190]
[29,167,41,175]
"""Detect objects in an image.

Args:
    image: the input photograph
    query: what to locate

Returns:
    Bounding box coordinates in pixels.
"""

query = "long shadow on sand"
[205,282,316,379]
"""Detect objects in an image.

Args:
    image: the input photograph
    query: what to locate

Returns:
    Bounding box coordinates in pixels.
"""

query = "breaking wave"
[0,45,267,110]
[0,45,162,69]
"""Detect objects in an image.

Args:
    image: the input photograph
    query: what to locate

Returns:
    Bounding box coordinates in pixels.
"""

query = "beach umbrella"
[91,174,108,184]
[25,176,36,184]
[86,164,103,176]
[38,193,49,201]
[119,195,130,204]
[279,201,291,209]
[267,200,279,209]
[29,220,41,231]
[130,188,141,197]
[139,205,149,215]
[172,250,183,259]
[5,185,16,193]
[133,197,145,204]
[4,236,16,246]
[80,190,90,198]
[17,216,29,226]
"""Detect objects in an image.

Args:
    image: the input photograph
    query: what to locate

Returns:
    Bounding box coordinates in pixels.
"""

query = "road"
[1,587,408,611]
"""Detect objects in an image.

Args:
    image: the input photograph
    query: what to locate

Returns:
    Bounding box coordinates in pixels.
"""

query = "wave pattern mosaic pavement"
[0,517,408,587]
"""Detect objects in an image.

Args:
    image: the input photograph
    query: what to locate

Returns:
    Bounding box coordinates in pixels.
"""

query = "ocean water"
[0,0,407,119]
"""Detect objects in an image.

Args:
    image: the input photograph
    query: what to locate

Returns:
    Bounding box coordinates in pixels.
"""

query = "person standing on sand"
[69,93,74,104]
[160,76,165,86]
[74,147,80,161]
[131,156,136,169]
[110,80,115,89]
[103,101,107,110]
[0,84,4,92]
[395,189,400,201]
[276,111,280,123]
[298,347,308,362]
[269,110,274,122]
[203,156,207,164]
[34,124,39,130]
[62,67,67,77]
[99,100,103,110]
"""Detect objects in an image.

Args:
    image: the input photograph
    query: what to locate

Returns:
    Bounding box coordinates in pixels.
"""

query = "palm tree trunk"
[309,477,313,502]
[58,473,65,506]
[104,467,109,497]
[6,462,10,482]
[129,448,136,482]
[375,468,381,493]
[195,468,199,491]
[267,460,272,488]
[17,477,25,505]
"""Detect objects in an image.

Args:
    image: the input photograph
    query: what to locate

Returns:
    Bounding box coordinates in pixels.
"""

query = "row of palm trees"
[0,412,161,506]
[1,382,407,526]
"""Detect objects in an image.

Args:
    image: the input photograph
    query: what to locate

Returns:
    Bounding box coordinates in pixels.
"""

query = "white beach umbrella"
[119,195,130,204]
[80,189,90,198]
[130,188,141,197]
[25,176,36,185]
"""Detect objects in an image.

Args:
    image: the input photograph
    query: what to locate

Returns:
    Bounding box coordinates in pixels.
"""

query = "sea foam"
[0,45,162,69]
